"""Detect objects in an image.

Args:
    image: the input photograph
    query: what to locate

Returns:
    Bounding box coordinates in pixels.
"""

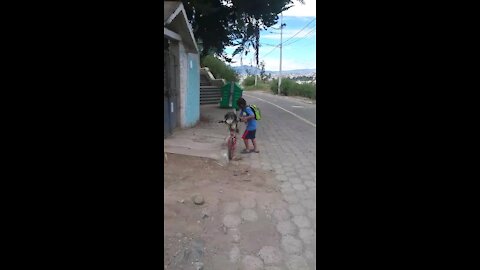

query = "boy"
[237,97,259,153]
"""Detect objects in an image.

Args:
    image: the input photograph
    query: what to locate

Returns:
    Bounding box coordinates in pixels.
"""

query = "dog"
[223,112,240,132]
[221,112,240,145]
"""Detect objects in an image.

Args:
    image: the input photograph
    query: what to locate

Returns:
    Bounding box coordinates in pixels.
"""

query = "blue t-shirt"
[242,106,257,131]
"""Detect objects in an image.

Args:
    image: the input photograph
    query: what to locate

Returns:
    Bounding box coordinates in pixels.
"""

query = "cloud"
[282,0,316,17]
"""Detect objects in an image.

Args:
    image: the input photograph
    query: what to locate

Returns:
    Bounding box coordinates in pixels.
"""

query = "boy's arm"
[241,108,255,121]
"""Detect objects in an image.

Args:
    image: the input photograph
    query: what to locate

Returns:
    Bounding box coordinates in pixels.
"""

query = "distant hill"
[232,65,315,75]
[231,65,261,75]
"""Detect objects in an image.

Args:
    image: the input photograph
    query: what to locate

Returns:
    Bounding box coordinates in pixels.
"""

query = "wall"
[165,40,180,134]
[178,42,187,128]
[184,53,200,127]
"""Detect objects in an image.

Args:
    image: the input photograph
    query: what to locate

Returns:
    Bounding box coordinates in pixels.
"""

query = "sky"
[224,0,316,71]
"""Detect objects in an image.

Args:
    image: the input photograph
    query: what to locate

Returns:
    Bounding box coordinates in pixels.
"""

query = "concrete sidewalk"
[164,104,237,163]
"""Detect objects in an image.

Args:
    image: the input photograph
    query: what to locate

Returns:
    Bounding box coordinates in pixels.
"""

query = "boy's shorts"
[242,129,256,140]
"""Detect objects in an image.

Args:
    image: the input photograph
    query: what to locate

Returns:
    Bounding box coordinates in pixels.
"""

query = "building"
[164,1,200,138]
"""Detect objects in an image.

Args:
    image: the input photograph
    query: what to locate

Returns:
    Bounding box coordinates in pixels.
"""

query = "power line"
[283,27,316,47]
[256,17,316,68]
[260,43,278,47]
[259,18,315,59]
[260,44,280,58]
[280,18,316,46]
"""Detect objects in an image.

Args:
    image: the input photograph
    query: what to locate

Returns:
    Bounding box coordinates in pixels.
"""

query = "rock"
[176,232,183,238]
[193,195,205,205]
[177,199,185,203]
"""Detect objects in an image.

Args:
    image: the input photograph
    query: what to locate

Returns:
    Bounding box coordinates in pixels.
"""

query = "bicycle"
[218,113,240,160]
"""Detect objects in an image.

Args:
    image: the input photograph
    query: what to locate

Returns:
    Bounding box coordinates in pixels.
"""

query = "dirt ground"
[164,153,286,270]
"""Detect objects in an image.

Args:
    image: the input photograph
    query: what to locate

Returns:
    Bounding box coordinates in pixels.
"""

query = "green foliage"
[242,76,256,87]
[244,82,270,91]
[180,0,302,62]
[270,78,316,99]
[243,75,271,90]
[201,55,239,82]
[259,61,267,81]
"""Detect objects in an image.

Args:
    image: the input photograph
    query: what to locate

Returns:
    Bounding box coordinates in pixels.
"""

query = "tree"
[201,55,239,82]
[259,60,267,81]
[178,0,304,66]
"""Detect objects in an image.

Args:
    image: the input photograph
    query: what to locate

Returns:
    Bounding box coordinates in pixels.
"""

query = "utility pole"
[277,12,283,95]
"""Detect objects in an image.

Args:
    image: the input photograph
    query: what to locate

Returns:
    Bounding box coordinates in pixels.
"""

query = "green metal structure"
[220,82,243,109]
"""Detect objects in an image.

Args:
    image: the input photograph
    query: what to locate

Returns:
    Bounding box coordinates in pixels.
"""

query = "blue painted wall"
[184,53,200,127]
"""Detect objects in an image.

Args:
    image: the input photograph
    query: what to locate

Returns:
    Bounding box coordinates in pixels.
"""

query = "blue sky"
[224,0,316,71]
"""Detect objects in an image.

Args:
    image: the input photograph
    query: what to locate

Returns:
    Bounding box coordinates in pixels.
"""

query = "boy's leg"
[243,139,250,150]
[242,130,250,151]
[252,138,259,152]
[251,130,259,153]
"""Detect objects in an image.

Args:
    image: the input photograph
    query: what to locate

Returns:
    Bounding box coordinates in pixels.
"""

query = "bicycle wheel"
[227,137,234,160]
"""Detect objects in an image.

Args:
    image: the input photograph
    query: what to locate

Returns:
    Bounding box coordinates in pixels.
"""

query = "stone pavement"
[225,93,316,270]
[166,99,316,269]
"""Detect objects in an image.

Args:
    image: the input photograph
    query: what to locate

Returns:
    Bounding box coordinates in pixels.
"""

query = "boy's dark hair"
[237,97,246,107]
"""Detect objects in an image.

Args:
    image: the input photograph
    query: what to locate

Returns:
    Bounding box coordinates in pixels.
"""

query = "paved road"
[237,92,316,270]
[244,91,316,125]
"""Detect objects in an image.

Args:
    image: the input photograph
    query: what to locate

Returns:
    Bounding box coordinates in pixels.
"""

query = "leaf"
[232,46,244,57]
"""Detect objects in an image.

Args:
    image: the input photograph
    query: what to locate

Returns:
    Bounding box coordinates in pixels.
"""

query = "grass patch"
[270,78,316,99]
[242,75,270,91]
[244,82,270,91]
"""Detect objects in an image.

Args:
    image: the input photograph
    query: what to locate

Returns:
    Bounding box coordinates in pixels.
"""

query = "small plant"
[242,76,256,87]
